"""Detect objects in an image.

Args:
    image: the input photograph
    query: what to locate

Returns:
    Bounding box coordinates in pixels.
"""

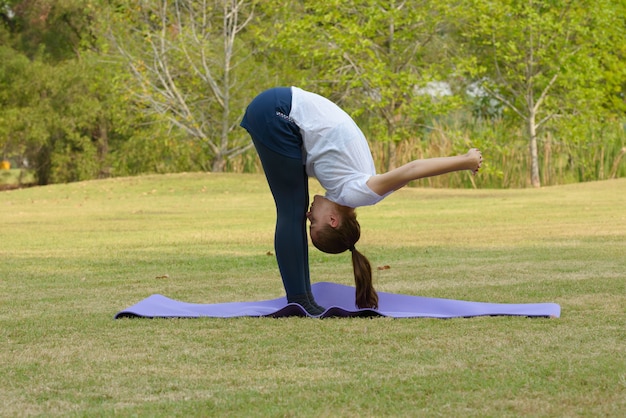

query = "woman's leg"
[240,87,324,315]
[251,140,324,315]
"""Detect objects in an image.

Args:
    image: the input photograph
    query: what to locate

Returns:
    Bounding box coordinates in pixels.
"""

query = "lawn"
[0,168,36,191]
[1,173,625,417]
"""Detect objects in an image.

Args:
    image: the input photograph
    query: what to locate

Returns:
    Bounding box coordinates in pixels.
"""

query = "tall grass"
[225,115,625,189]
[366,116,626,189]
[5,114,623,189]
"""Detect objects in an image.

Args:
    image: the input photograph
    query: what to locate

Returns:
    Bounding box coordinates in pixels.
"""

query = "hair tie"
[349,245,355,252]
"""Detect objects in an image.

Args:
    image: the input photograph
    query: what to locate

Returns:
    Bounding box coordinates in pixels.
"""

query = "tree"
[0,46,47,178]
[456,0,618,187]
[265,0,459,171]
[0,0,134,184]
[111,0,257,172]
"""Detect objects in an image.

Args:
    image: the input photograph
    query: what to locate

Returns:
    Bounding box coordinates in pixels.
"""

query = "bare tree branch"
[533,73,559,114]
[111,0,255,171]
[482,83,527,121]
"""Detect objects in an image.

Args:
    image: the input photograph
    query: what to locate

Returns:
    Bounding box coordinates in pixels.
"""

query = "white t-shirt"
[289,86,385,208]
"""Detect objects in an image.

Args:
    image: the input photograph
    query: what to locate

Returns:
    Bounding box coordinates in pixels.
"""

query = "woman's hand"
[467,148,483,175]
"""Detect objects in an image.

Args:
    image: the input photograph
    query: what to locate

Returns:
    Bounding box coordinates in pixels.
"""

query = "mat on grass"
[115,282,560,319]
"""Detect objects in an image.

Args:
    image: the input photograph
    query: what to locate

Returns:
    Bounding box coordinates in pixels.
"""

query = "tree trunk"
[385,112,398,171]
[97,121,110,178]
[212,155,226,172]
[35,145,52,186]
[386,140,397,171]
[528,113,541,188]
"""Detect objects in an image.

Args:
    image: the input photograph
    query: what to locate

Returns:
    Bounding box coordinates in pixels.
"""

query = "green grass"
[1,173,625,417]
[0,168,36,190]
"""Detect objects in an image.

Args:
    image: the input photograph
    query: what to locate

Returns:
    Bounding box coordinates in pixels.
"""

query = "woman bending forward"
[241,87,482,316]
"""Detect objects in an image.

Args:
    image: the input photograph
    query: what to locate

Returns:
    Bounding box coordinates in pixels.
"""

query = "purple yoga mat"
[114,282,560,319]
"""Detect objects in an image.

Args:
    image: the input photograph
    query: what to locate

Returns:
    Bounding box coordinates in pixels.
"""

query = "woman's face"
[306,195,340,241]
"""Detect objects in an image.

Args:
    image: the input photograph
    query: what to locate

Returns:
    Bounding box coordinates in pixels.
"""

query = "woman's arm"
[366,148,483,196]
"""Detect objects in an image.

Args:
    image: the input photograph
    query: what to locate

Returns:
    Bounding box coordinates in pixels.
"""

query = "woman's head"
[306,195,378,309]
[307,195,359,253]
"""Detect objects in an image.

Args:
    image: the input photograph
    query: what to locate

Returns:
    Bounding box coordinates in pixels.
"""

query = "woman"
[240,87,482,316]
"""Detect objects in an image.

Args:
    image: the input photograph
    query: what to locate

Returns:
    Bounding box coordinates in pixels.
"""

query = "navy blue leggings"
[240,88,311,297]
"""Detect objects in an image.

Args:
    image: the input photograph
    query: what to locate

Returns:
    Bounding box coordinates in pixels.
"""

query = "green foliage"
[452,0,626,186]
[110,120,206,176]
[0,0,624,186]
[266,0,463,169]
[0,46,51,178]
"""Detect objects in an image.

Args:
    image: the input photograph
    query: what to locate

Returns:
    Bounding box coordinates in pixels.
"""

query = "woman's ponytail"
[350,247,378,309]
